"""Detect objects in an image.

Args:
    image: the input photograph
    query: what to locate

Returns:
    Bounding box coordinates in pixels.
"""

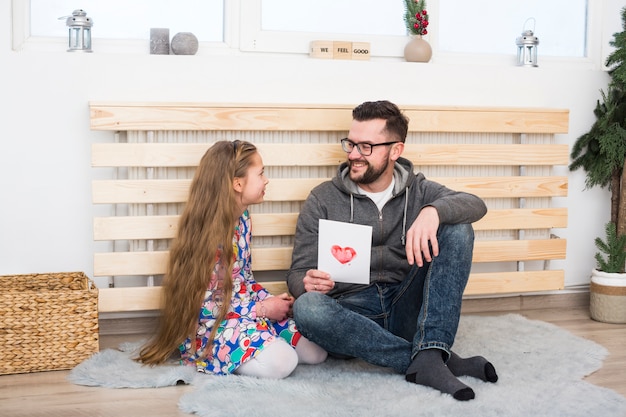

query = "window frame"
[238,0,411,57]
[11,0,615,70]
[11,0,238,54]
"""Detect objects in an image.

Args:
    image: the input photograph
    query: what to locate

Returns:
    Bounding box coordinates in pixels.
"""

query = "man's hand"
[303,269,335,294]
[405,206,440,267]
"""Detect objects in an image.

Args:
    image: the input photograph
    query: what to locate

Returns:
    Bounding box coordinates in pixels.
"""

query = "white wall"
[0,1,615,292]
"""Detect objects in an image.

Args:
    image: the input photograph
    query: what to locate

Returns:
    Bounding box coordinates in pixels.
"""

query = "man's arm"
[418,176,487,225]
[406,176,487,266]
[286,192,324,298]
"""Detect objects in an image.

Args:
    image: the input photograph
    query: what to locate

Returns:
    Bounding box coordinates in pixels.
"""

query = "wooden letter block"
[309,40,371,61]
[333,41,352,60]
[351,42,371,61]
[310,41,333,59]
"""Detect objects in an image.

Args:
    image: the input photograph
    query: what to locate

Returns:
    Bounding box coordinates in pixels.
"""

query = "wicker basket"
[0,272,99,374]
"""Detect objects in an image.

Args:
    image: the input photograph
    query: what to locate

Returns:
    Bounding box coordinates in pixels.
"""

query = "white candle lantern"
[516,18,539,67]
[65,9,93,52]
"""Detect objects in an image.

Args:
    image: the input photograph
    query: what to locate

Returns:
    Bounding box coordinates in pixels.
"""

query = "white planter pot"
[590,269,626,324]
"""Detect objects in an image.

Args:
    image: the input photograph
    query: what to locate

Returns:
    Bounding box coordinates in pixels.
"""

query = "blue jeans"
[292,223,474,374]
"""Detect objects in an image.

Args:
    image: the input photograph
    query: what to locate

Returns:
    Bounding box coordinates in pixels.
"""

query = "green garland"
[403,0,429,36]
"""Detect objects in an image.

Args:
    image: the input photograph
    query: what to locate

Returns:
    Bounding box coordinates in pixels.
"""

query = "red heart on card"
[331,245,357,264]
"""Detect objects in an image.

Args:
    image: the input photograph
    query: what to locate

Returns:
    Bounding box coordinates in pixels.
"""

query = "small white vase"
[403,35,432,63]
[589,269,626,324]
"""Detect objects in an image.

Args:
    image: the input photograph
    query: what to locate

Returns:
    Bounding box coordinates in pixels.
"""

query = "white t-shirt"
[358,178,395,212]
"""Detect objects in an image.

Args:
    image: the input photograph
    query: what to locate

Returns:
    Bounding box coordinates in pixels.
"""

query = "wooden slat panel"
[94,239,566,277]
[89,103,569,134]
[89,103,570,309]
[92,176,568,204]
[92,143,569,168]
[93,208,567,241]
[96,269,565,312]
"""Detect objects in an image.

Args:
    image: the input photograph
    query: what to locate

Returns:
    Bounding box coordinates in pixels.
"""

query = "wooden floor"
[0,294,624,417]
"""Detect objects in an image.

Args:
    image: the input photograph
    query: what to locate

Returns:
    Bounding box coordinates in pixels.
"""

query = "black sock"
[405,349,475,401]
[447,351,498,383]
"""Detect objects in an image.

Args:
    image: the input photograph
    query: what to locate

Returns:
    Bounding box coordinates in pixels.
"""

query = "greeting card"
[317,219,372,284]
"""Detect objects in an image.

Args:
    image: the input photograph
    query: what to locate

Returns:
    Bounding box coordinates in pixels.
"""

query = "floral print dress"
[179,210,301,375]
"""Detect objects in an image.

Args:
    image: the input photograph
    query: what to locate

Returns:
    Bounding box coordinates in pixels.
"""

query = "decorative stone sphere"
[171,32,199,55]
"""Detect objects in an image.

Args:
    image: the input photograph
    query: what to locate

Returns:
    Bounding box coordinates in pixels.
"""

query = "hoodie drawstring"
[350,194,354,222]
[401,191,408,245]
[350,189,408,245]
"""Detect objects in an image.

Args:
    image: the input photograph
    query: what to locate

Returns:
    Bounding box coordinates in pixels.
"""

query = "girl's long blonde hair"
[138,140,258,365]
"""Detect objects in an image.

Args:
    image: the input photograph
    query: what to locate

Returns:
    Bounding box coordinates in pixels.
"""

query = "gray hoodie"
[286,157,487,298]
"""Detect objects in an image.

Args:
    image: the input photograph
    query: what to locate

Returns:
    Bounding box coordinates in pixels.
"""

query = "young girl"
[138,140,326,378]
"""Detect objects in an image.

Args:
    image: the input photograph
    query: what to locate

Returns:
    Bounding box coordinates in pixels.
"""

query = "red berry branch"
[404,0,430,36]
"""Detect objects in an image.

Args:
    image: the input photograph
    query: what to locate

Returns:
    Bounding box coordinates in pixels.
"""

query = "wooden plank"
[403,108,569,134]
[92,176,567,204]
[92,143,569,168]
[431,176,568,199]
[90,105,353,132]
[96,269,565,312]
[94,251,169,276]
[464,270,565,295]
[92,179,191,204]
[402,144,569,166]
[252,247,293,271]
[98,286,163,312]
[94,239,566,277]
[94,215,179,240]
[92,143,345,168]
[472,239,566,262]
[262,281,291,296]
[92,143,211,168]
[251,239,567,270]
[248,213,300,236]
[89,103,569,134]
[93,208,567,241]
[473,208,568,230]
[260,270,566,297]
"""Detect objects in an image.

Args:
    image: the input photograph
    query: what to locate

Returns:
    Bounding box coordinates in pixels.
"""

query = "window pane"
[438,0,587,57]
[30,0,224,42]
[261,0,407,36]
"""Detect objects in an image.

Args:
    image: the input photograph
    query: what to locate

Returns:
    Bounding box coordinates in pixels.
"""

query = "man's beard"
[349,158,389,185]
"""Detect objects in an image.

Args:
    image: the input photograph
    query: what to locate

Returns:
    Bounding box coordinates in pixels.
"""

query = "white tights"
[234,336,327,379]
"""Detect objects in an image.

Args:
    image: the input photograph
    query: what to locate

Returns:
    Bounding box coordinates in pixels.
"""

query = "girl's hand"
[259,293,293,321]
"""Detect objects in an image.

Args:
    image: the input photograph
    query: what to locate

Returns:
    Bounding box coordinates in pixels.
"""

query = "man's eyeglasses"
[340,138,399,156]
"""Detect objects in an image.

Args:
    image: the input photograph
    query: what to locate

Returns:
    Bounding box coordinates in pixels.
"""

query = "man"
[286,100,498,401]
